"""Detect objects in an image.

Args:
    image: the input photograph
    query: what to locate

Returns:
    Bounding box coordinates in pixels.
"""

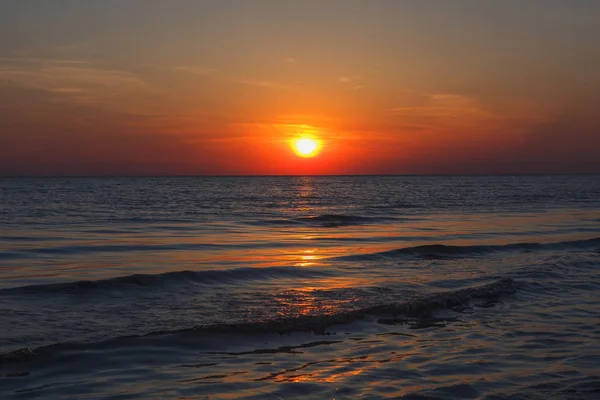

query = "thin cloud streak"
[0,59,153,112]
[234,79,299,91]
[173,66,218,75]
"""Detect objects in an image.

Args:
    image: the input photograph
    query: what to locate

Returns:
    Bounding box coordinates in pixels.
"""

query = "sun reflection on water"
[298,249,319,266]
[274,277,369,318]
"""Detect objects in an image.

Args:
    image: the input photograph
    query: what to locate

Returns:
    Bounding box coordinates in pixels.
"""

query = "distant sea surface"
[1,176,599,399]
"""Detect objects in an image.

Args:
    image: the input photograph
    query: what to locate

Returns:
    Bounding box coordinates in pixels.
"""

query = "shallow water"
[1,176,599,399]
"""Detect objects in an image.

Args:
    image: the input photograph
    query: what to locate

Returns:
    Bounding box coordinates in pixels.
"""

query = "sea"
[1,175,599,399]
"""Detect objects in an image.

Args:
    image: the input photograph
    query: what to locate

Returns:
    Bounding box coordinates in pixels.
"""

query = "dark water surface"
[1,176,599,399]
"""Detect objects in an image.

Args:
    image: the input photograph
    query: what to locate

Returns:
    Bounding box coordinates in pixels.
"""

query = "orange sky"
[1,1,599,175]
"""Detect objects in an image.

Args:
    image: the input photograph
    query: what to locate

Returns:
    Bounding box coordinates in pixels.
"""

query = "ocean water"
[1,175,599,399]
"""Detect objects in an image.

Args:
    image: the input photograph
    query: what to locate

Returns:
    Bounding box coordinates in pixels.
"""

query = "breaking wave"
[177,277,517,335]
[0,266,332,295]
[335,237,600,261]
[0,278,516,364]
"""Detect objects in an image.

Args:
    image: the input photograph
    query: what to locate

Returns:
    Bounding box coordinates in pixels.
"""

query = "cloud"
[390,93,495,119]
[0,57,93,65]
[173,65,218,75]
[338,75,364,89]
[234,78,297,91]
[0,66,147,91]
[0,58,152,112]
[46,87,86,94]
[386,92,558,140]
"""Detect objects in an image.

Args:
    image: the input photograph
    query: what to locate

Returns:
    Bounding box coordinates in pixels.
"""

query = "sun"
[291,137,321,158]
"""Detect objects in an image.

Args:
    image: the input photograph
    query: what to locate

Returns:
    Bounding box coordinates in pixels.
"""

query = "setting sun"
[292,137,321,158]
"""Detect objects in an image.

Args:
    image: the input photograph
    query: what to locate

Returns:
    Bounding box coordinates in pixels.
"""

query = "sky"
[1,0,599,176]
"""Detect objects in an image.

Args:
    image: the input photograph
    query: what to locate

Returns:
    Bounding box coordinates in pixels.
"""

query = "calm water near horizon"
[1,175,600,399]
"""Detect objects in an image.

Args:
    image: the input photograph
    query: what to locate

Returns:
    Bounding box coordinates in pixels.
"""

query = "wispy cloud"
[388,93,553,136]
[0,57,93,65]
[0,58,152,112]
[46,87,86,94]
[0,65,148,93]
[234,79,297,91]
[390,94,494,119]
[173,65,218,75]
[338,75,364,89]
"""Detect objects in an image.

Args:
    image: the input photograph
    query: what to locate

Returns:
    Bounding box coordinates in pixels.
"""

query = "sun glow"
[292,137,321,158]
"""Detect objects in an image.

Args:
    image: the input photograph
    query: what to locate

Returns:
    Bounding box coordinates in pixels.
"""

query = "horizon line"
[2,173,599,179]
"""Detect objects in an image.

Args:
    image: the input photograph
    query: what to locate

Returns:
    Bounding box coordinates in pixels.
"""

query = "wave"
[0,278,516,364]
[0,236,53,242]
[296,214,390,227]
[4,237,596,294]
[178,278,517,335]
[334,237,600,261]
[254,214,401,228]
[0,241,305,261]
[0,266,332,295]
[0,243,226,260]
